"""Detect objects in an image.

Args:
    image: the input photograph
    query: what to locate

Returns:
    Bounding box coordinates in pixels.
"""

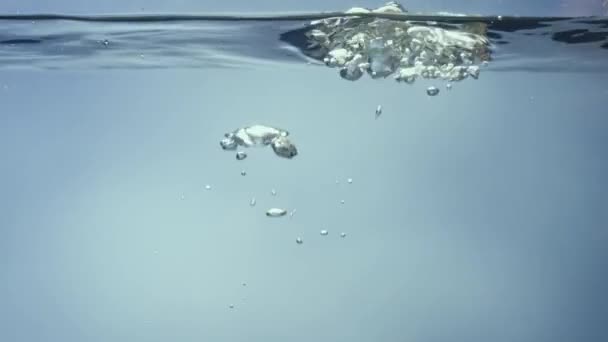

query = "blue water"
[0,9,607,342]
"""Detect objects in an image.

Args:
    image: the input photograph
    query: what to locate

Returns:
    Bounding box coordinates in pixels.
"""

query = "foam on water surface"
[0,2,606,73]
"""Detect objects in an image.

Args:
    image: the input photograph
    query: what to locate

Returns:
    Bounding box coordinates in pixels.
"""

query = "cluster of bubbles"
[264,178,352,244]
[305,2,491,86]
[218,124,352,247]
[220,125,298,159]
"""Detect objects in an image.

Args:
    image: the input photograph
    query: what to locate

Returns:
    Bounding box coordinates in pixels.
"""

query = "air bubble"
[250,198,256,206]
[205,185,212,190]
[375,105,382,119]
[266,208,287,217]
[426,86,440,96]
[220,138,237,150]
[236,151,247,160]
[340,232,347,238]
[241,170,247,176]
[320,230,329,236]
[296,237,303,244]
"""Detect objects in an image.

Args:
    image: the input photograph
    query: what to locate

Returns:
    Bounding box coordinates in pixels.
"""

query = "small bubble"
[320,230,328,236]
[497,15,503,21]
[140,54,145,59]
[220,137,237,150]
[482,61,489,67]
[340,200,345,204]
[240,170,247,176]
[180,194,185,200]
[375,105,382,119]
[271,189,277,196]
[289,209,297,218]
[446,83,453,90]
[236,151,247,160]
[266,208,287,217]
[426,86,440,96]
[347,178,353,184]
[250,197,256,206]
[296,237,303,244]
[102,39,109,46]
[229,304,234,309]
[335,179,340,184]
[242,282,247,287]
[340,232,347,238]
[205,185,212,190]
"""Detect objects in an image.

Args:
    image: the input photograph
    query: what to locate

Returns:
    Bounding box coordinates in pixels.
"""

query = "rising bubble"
[427,86,440,96]
[266,208,287,217]
[236,151,247,160]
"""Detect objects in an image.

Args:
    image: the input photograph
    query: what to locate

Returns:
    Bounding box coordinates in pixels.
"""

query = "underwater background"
[1,1,607,341]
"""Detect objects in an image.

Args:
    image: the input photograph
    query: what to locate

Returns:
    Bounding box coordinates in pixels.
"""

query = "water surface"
[0,12,607,72]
